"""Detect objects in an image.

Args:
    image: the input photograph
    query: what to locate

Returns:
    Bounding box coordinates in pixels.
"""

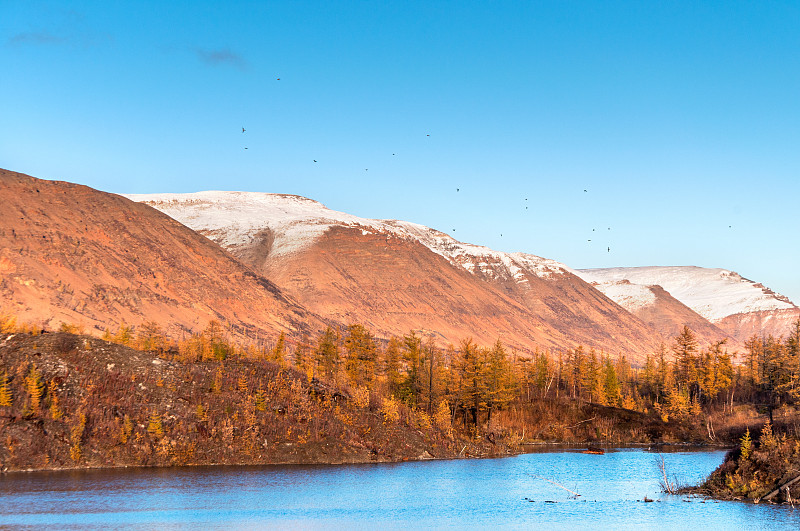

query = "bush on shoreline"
[691,422,800,503]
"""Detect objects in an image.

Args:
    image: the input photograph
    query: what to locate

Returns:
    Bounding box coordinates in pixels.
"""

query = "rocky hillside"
[0,331,493,471]
[129,191,664,362]
[0,169,324,341]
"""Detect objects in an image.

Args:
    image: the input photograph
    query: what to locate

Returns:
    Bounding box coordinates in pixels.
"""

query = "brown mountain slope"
[261,225,564,352]
[423,247,665,360]
[623,284,739,349]
[716,308,800,343]
[577,266,799,345]
[259,227,663,361]
[576,279,741,349]
[0,169,322,339]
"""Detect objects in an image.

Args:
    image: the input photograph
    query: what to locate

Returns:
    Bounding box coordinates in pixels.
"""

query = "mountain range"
[128,189,798,359]
[2,168,797,365]
[127,191,669,360]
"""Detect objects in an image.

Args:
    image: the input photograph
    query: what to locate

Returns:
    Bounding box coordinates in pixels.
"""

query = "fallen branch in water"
[656,454,674,494]
[655,454,686,494]
[531,475,581,498]
[757,471,800,504]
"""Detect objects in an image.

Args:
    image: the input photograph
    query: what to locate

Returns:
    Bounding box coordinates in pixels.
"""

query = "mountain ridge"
[4,170,790,362]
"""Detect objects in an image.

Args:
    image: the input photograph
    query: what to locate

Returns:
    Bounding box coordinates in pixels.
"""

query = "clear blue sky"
[2,1,799,304]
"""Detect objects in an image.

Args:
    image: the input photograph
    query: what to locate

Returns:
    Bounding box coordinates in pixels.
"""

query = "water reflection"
[2,449,798,529]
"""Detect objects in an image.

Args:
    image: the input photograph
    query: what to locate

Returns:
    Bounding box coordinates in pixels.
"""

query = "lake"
[2,447,798,529]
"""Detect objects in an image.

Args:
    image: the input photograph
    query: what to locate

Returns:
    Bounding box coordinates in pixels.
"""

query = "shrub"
[351,386,370,409]
[434,400,452,434]
[148,413,164,437]
[380,396,400,424]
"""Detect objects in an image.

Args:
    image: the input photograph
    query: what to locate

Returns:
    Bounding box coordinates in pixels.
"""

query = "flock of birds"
[238,105,620,254]
[234,77,737,260]
[450,185,614,252]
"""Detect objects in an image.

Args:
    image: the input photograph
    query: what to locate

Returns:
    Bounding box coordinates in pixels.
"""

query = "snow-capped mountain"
[125,191,569,282]
[576,266,799,342]
[126,191,796,354]
[127,191,664,360]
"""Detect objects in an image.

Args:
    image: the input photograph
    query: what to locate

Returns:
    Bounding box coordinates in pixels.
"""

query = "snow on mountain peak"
[127,191,365,257]
[126,191,570,281]
[576,266,796,321]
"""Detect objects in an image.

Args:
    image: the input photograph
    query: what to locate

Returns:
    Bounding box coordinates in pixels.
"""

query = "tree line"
[5,310,800,432]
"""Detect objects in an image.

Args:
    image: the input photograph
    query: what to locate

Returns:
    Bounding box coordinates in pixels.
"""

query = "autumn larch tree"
[399,330,423,408]
[383,336,403,398]
[315,327,340,381]
[485,339,516,422]
[456,338,488,428]
[344,324,378,388]
[273,331,286,364]
[672,326,699,396]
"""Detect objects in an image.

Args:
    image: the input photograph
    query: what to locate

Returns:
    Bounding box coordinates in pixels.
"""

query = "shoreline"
[3,441,733,475]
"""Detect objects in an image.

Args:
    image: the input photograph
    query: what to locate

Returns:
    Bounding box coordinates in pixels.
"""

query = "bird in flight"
[242,127,246,133]
[584,189,588,193]
[607,247,610,252]
[456,188,460,192]
[313,160,317,163]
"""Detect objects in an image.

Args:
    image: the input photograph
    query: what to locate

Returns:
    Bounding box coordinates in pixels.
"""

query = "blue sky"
[2,1,799,304]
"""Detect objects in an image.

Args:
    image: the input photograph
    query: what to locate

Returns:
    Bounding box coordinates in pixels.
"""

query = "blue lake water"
[2,448,798,529]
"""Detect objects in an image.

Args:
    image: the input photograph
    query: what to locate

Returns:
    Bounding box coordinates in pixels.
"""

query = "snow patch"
[589,280,657,312]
